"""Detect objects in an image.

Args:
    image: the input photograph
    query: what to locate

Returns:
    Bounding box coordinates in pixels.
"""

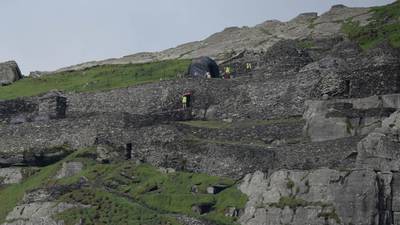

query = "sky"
[0,0,395,74]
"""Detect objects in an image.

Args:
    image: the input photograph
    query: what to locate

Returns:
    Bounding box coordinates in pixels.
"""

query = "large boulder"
[0,61,22,86]
[188,56,220,78]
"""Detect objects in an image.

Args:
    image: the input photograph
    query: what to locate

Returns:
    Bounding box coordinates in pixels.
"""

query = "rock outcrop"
[303,95,399,142]
[0,168,23,185]
[239,169,378,225]
[3,187,89,225]
[54,161,83,179]
[0,61,22,86]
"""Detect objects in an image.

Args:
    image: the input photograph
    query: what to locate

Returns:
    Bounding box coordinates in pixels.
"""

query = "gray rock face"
[4,202,78,225]
[269,108,400,225]
[55,161,83,179]
[356,110,400,172]
[303,94,400,142]
[0,61,22,86]
[239,169,378,225]
[0,167,23,184]
[173,215,216,225]
[3,182,90,225]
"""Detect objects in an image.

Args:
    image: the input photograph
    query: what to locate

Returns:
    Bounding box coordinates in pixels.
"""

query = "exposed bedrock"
[304,94,400,142]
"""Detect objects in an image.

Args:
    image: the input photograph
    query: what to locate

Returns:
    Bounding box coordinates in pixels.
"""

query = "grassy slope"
[342,1,400,49]
[57,189,179,225]
[0,59,190,100]
[56,157,246,225]
[0,148,247,225]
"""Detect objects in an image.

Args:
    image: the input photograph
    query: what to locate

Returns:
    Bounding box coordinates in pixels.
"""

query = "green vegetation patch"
[342,1,400,49]
[0,146,247,225]
[54,149,247,225]
[56,189,178,225]
[0,59,190,100]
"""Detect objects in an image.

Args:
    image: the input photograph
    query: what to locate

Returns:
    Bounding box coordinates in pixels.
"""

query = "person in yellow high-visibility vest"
[224,66,231,79]
[246,63,252,71]
[182,95,188,109]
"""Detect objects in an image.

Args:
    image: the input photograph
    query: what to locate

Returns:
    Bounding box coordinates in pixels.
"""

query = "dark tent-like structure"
[188,56,220,78]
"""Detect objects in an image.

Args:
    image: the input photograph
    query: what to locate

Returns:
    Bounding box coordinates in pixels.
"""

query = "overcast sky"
[0,0,394,74]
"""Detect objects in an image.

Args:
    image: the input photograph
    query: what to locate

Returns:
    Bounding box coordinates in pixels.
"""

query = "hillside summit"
[48,4,374,73]
[0,2,400,225]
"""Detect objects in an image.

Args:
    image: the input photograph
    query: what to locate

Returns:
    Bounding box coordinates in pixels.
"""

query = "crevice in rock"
[376,173,393,225]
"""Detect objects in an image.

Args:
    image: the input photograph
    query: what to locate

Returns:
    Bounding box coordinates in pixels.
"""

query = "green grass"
[0,59,190,100]
[56,156,246,225]
[342,1,400,49]
[57,189,180,225]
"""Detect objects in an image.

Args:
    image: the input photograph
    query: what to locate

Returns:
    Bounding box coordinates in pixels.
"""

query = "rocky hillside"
[0,1,400,225]
[52,4,374,73]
